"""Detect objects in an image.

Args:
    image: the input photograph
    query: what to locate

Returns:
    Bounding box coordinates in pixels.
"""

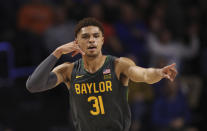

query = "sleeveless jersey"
[69,55,131,131]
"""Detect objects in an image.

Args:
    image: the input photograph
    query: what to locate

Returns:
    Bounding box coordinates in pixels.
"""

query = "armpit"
[120,73,129,86]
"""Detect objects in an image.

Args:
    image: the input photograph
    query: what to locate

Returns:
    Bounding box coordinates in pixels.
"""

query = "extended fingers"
[164,63,176,70]
[71,44,85,57]
[163,74,171,80]
[170,68,177,80]
[72,41,84,54]
[76,46,85,55]
[165,68,177,82]
[71,51,79,57]
[60,41,84,56]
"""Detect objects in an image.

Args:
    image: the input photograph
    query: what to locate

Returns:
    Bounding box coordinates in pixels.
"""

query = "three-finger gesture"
[54,41,85,58]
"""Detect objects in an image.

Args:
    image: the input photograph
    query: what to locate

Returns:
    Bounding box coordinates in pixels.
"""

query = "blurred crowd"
[0,0,206,131]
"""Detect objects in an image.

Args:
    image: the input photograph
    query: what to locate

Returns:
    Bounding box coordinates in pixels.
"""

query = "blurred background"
[0,0,206,131]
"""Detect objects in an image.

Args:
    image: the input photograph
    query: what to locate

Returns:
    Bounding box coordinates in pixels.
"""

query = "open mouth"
[87,46,97,50]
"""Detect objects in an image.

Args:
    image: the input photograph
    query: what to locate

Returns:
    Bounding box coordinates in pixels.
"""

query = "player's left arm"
[117,57,177,84]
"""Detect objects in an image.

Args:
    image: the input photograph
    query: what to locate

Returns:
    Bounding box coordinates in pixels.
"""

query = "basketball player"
[26,18,177,131]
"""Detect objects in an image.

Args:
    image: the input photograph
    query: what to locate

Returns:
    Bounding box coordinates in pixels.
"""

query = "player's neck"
[82,53,106,73]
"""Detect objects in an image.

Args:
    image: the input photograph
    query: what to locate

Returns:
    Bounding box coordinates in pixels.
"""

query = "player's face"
[76,26,104,57]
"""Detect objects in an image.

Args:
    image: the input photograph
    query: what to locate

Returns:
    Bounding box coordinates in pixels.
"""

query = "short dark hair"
[74,17,104,37]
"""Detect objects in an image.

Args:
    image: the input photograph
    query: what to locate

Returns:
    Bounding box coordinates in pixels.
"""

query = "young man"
[26,18,177,131]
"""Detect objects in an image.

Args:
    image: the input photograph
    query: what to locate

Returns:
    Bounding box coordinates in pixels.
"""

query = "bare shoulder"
[114,57,136,67]
[114,57,136,79]
[52,62,75,80]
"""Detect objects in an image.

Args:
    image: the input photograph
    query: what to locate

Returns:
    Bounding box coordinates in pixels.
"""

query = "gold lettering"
[81,83,87,94]
[106,81,112,91]
[75,84,80,94]
[75,81,112,95]
[88,96,100,115]
[99,82,105,93]
[93,83,99,93]
[87,83,92,94]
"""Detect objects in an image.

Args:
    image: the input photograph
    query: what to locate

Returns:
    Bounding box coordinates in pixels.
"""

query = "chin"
[86,54,99,57]
[85,52,99,57]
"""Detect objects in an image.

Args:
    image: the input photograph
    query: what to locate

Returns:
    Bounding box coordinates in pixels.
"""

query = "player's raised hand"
[53,41,85,58]
[160,63,177,82]
[71,41,85,57]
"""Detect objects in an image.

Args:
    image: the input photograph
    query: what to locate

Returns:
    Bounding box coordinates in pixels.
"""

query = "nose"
[89,36,95,43]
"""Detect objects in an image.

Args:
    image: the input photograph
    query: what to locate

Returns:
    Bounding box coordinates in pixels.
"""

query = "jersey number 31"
[88,96,105,115]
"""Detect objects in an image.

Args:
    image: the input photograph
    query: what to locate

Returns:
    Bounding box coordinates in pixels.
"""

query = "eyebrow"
[93,33,100,35]
[81,32,100,36]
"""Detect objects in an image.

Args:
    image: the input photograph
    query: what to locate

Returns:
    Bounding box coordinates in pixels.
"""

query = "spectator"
[129,82,153,131]
[44,6,76,54]
[151,79,197,131]
[17,0,54,35]
[147,24,199,71]
[114,2,149,66]
[13,0,54,66]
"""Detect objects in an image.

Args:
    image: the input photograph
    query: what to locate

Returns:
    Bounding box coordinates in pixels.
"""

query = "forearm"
[26,54,59,93]
[129,66,163,84]
[143,68,163,84]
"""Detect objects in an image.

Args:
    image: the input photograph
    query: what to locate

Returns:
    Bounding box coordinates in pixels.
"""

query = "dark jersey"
[69,55,131,131]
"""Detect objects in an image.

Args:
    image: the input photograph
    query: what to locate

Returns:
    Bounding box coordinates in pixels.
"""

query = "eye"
[94,34,100,38]
[82,34,89,39]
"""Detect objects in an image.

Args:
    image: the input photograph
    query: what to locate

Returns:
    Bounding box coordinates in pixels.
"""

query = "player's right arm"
[26,41,84,93]
[115,57,177,85]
